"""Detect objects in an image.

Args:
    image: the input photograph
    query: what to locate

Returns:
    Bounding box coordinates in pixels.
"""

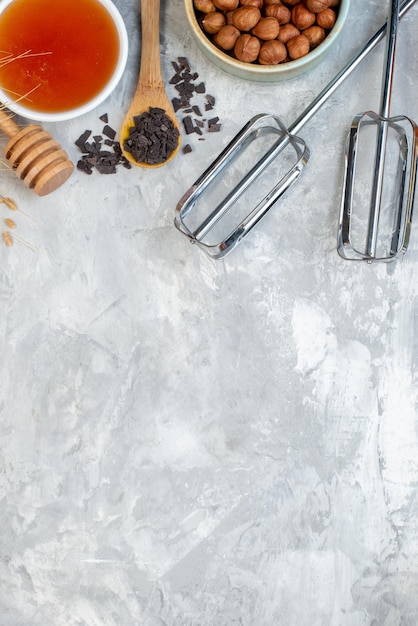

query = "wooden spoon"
[0,107,74,195]
[120,0,181,168]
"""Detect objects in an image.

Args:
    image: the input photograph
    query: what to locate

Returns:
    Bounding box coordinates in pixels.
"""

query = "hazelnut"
[213,0,239,10]
[239,0,263,7]
[252,16,280,40]
[234,33,261,62]
[202,11,226,34]
[225,10,235,23]
[286,33,310,59]
[259,39,287,64]
[277,22,300,43]
[193,0,216,12]
[231,6,261,31]
[291,4,315,29]
[305,0,331,11]
[264,4,291,24]
[213,24,241,49]
[194,0,340,67]
[303,24,325,46]
[316,7,336,29]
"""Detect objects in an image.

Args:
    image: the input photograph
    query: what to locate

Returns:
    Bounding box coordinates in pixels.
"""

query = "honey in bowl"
[0,0,120,113]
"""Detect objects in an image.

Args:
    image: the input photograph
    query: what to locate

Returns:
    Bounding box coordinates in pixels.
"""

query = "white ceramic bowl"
[185,0,350,82]
[0,0,128,122]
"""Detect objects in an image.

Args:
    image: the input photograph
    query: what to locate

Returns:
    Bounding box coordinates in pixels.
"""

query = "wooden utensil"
[120,0,181,168]
[0,108,74,196]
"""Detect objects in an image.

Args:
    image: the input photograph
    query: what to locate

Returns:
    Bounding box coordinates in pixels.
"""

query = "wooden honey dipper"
[0,107,74,195]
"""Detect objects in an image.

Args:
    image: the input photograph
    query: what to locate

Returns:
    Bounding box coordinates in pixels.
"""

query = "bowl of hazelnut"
[185,0,350,82]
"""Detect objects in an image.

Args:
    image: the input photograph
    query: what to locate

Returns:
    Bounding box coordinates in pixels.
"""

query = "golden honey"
[0,0,120,112]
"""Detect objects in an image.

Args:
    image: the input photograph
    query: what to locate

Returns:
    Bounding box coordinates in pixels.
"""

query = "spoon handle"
[139,0,162,88]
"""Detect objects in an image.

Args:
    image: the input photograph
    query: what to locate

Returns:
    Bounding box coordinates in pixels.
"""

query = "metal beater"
[175,0,417,260]
[337,0,417,261]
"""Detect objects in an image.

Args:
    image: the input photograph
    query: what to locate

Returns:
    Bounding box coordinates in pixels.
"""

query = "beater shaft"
[366,0,399,257]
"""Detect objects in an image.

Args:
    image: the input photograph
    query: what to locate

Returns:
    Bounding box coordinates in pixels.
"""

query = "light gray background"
[1,0,418,624]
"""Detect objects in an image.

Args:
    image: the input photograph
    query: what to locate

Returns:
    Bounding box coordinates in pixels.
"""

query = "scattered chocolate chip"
[103,124,116,140]
[171,97,181,112]
[123,106,180,165]
[178,57,190,71]
[208,117,221,132]
[75,129,92,151]
[183,144,192,154]
[84,142,100,155]
[168,57,222,154]
[183,116,195,135]
[175,81,194,100]
[195,82,206,93]
[99,113,109,123]
[77,159,93,174]
[75,116,131,175]
[169,73,182,85]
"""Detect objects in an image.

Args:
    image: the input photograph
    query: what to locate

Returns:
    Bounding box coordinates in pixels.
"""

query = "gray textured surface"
[1,0,418,624]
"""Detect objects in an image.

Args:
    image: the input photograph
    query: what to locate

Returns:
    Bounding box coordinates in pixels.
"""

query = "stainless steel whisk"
[175,0,417,260]
[337,0,418,262]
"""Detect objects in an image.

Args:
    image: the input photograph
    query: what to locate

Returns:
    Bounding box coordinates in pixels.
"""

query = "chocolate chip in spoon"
[119,0,181,168]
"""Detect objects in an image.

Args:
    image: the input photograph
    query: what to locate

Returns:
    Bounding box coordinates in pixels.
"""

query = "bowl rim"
[184,0,350,79]
[0,0,129,122]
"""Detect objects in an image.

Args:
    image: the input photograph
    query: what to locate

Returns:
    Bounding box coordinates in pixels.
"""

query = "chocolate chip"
[177,57,190,71]
[168,57,222,154]
[75,116,131,175]
[195,82,206,93]
[208,117,221,132]
[102,124,116,140]
[171,97,181,112]
[123,106,180,165]
[169,73,182,84]
[77,159,93,174]
[183,116,195,135]
[75,129,91,151]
